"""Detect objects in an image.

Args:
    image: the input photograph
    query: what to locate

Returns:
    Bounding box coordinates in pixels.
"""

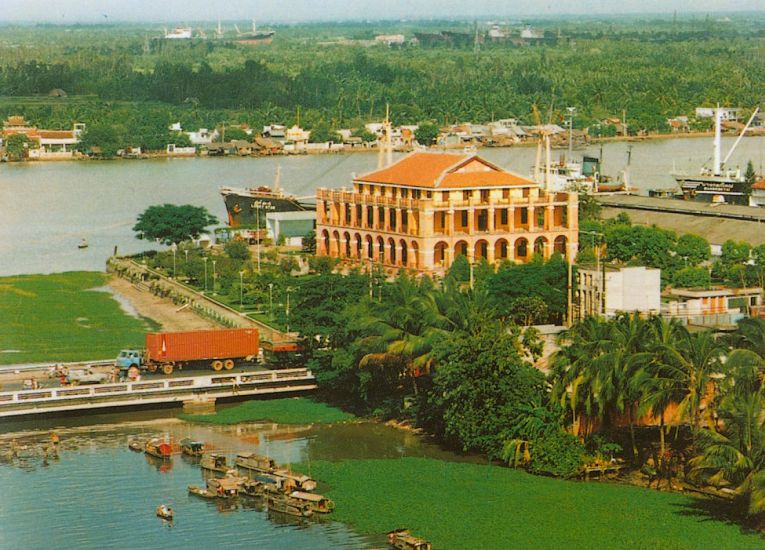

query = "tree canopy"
[133,204,218,245]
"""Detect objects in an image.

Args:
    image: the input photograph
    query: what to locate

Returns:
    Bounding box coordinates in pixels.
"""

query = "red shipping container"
[145,328,259,363]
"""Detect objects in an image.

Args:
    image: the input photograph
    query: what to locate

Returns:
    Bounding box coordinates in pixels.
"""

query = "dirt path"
[107,276,218,332]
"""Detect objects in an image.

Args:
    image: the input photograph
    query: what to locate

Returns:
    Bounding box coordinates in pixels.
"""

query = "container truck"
[116,328,259,376]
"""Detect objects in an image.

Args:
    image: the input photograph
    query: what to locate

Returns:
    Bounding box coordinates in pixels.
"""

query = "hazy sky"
[1,1,762,23]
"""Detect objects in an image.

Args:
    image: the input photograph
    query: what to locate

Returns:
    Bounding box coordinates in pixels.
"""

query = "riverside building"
[315,151,579,276]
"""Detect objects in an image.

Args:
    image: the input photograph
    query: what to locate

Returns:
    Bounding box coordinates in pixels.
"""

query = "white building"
[577,265,661,319]
[695,107,741,121]
[187,128,219,146]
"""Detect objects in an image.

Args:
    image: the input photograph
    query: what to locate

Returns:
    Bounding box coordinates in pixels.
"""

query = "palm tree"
[642,321,726,454]
[689,359,765,520]
[727,318,765,360]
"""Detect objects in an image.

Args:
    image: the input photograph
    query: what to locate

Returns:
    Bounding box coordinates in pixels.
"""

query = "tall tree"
[133,204,218,246]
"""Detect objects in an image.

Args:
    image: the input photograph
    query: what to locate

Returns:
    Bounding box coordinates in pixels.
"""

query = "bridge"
[0,368,316,418]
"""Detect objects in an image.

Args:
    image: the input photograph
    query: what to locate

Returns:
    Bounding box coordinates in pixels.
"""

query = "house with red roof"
[1,116,84,159]
[316,151,578,275]
[751,178,765,208]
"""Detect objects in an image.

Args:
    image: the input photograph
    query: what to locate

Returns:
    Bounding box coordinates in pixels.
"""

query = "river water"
[1,135,764,276]
[0,409,474,549]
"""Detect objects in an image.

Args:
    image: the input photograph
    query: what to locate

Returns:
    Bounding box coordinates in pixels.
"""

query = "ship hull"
[674,175,749,205]
[221,188,315,227]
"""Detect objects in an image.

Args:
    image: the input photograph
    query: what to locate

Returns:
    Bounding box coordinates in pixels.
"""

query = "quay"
[0,368,316,418]
[595,195,765,246]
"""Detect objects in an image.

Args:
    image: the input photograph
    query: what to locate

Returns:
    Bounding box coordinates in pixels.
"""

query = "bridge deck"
[0,368,316,418]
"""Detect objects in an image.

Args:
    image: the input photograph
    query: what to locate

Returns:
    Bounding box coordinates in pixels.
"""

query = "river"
[1,135,764,277]
[0,408,476,549]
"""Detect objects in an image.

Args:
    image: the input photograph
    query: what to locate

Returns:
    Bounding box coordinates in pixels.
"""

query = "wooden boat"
[144,438,172,460]
[289,491,335,514]
[188,485,217,499]
[180,438,205,457]
[128,440,143,452]
[234,452,276,474]
[272,468,317,492]
[156,504,174,520]
[387,529,432,550]
[266,493,313,517]
[200,453,232,474]
[206,476,242,498]
[239,474,284,497]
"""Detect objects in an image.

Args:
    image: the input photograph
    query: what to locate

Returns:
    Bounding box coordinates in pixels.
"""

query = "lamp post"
[566,107,576,159]
[268,283,274,320]
[203,257,208,293]
[285,287,293,332]
[212,260,217,295]
[239,271,245,308]
[171,243,177,278]
[184,249,189,269]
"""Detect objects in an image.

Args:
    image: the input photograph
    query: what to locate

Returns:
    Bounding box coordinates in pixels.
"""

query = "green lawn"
[306,457,764,550]
[0,272,150,365]
[180,397,355,425]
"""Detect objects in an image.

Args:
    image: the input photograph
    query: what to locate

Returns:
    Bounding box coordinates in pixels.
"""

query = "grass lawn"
[180,397,355,425]
[306,457,764,550]
[0,272,150,365]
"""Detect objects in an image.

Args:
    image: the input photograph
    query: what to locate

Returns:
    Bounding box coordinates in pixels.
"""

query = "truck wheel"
[212,360,223,371]
[147,363,158,373]
[161,364,173,375]
[223,359,235,370]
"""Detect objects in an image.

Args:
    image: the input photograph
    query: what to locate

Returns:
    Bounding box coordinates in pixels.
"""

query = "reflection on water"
[0,410,476,549]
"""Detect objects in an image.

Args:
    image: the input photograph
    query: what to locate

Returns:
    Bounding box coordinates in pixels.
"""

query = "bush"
[528,430,586,478]
[224,239,251,260]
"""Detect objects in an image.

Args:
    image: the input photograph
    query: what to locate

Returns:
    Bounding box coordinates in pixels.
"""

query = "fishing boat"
[156,504,174,520]
[77,238,89,249]
[200,453,233,474]
[144,438,172,460]
[672,106,760,205]
[289,491,335,514]
[387,529,432,550]
[266,493,313,517]
[207,476,243,498]
[234,452,276,474]
[188,485,217,499]
[128,440,143,452]
[239,473,286,497]
[272,468,317,492]
[180,438,205,457]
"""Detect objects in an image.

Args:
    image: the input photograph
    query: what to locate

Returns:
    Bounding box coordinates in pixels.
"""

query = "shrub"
[528,430,586,478]
[224,239,251,260]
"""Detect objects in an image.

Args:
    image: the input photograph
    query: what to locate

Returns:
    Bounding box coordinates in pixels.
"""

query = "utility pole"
[567,107,576,159]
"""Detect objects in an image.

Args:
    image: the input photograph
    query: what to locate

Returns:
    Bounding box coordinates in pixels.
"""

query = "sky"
[0,0,762,24]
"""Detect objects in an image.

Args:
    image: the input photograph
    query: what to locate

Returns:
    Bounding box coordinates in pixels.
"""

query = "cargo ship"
[672,106,759,205]
[234,20,275,45]
[220,168,315,227]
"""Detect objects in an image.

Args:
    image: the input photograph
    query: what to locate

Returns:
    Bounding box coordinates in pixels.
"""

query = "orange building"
[315,152,578,275]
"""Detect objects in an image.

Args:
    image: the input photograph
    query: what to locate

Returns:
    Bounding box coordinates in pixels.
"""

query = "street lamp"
[285,286,293,332]
[566,107,577,158]
[203,257,208,293]
[212,260,217,295]
[239,271,244,309]
[171,243,177,278]
[268,283,274,320]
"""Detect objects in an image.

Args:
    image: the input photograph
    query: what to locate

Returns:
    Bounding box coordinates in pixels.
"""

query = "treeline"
[1,30,764,136]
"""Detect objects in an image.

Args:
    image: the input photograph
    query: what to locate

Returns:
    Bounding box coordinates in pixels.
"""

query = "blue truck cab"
[116,349,143,371]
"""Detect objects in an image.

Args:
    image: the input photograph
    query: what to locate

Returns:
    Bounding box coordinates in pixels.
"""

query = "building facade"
[315,152,578,275]
[576,265,661,320]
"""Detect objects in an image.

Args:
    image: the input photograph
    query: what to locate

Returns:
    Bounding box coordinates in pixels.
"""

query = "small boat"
[289,491,335,514]
[234,452,276,474]
[266,493,313,517]
[180,438,205,457]
[77,238,89,249]
[188,485,217,499]
[387,529,432,550]
[239,474,283,497]
[272,468,317,492]
[200,453,232,474]
[156,504,174,520]
[207,476,242,498]
[128,440,143,452]
[144,438,172,460]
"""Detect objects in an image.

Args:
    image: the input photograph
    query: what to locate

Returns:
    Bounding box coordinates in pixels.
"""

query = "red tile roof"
[356,152,534,189]
[38,130,75,140]
[753,179,765,190]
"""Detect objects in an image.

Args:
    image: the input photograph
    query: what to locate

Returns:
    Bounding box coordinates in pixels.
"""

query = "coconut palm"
[689,366,765,520]
[727,317,765,360]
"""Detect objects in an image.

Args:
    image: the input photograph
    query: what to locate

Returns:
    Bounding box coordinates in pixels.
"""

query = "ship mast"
[713,105,722,176]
